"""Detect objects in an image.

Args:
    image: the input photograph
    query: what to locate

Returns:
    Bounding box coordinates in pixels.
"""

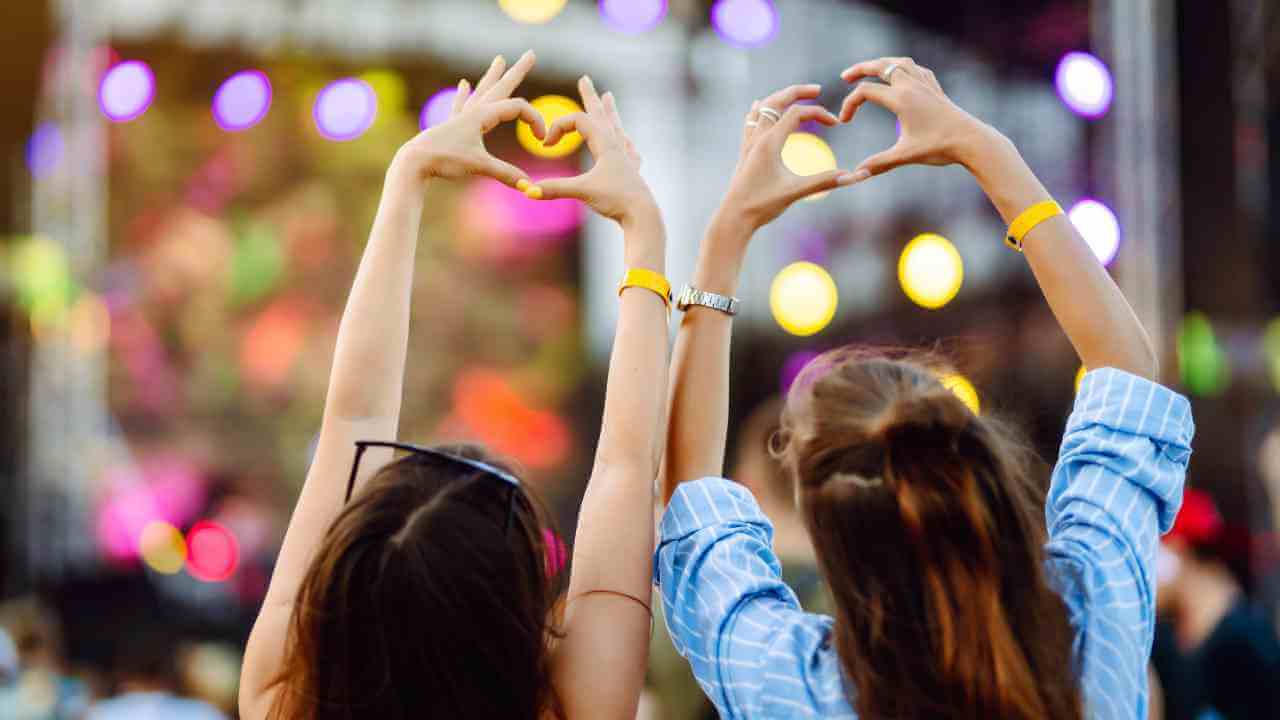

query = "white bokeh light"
[1055,52,1113,118]
[1069,199,1121,266]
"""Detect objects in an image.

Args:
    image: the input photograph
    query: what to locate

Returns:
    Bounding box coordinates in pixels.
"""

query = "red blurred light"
[186,520,240,582]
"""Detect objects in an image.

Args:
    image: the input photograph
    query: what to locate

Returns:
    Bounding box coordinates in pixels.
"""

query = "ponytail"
[776,349,1082,720]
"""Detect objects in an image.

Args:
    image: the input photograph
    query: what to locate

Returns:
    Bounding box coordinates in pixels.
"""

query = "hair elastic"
[566,589,653,619]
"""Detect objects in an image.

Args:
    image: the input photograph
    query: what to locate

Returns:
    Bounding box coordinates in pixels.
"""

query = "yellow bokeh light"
[1075,365,1088,394]
[499,0,568,24]
[940,373,981,415]
[358,69,406,127]
[139,521,188,575]
[68,292,111,355]
[770,261,838,337]
[780,132,838,201]
[899,233,964,309]
[518,95,584,158]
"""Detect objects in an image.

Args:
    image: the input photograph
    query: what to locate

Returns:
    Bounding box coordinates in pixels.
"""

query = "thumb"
[481,156,530,189]
[788,169,863,202]
[857,141,911,177]
[529,173,592,201]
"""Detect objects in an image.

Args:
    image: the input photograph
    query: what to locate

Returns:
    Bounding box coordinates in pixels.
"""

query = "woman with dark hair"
[239,52,671,719]
[656,57,1194,719]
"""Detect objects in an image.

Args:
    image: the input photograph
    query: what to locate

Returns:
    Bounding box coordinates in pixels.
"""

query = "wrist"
[386,149,433,193]
[953,121,1016,175]
[621,203,666,271]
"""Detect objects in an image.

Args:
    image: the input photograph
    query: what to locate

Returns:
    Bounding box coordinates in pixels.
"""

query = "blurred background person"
[0,597,91,720]
[1152,488,1280,719]
[85,627,224,720]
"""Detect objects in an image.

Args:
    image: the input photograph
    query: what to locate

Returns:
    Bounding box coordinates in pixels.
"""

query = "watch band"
[675,285,740,316]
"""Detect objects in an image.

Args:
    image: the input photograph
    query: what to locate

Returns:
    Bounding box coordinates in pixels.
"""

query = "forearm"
[660,213,751,503]
[961,128,1157,380]
[571,210,669,596]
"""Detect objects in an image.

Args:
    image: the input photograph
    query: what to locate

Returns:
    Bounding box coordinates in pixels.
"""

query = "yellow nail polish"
[516,179,531,192]
[524,186,543,200]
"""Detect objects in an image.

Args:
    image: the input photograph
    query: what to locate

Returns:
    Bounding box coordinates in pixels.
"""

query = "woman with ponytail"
[657,57,1193,719]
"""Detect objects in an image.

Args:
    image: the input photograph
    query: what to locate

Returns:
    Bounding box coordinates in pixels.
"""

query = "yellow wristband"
[1005,200,1064,252]
[617,268,672,310]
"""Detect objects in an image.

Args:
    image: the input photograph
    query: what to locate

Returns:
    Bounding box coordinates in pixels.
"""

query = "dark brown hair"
[267,445,563,720]
[775,349,1082,720]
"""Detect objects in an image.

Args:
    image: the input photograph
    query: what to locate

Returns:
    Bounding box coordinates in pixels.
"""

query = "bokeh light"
[781,133,837,201]
[458,177,583,258]
[99,60,155,122]
[228,223,285,306]
[519,95,584,158]
[500,0,568,24]
[212,70,272,131]
[780,350,820,393]
[770,262,838,337]
[9,236,74,314]
[711,0,779,48]
[898,233,964,309]
[313,78,376,141]
[600,0,668,33]
[186,520,240,582]
[1177,311,1230,397]
[939,373,981,415]
[453,369,571,469]
[420,87,459,130]
[1265,317,1280,392]
[139,521,187,575]
[241,300,310,388]
[1068,199,1121,266]
[26,122,63,178]
[68,292,111,355]
[1055,52,1113,118]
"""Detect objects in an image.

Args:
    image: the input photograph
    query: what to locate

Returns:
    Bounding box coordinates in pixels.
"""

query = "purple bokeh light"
[99,60,156,122]
[313,78,377,142]
[213,70,272,131]
[26,122,63,178]
[1055,52,1113,118]
[780,350,820,394]
[419,87,459,131]
[600,0,668,34]
[1068,199,1121,266]
[711,0,778,48]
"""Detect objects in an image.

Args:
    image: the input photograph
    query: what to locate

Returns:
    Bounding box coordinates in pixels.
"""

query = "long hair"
[266,444,563,720]
[774,349,1082,720]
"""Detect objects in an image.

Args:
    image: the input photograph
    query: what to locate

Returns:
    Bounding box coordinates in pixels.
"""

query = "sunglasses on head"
[347,441,524,533]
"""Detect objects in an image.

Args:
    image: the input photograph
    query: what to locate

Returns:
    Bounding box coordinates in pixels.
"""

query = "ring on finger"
[881,63,903,84]
[758,106,782,124]
[745,120,759,128]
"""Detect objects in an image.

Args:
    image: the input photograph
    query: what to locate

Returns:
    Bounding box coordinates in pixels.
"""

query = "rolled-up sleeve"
[1046,368,1194,719]
[655,479,852,718]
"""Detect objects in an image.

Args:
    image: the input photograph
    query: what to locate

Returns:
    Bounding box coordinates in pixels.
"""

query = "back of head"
[775,349,1081,720]
[268,445,561,720]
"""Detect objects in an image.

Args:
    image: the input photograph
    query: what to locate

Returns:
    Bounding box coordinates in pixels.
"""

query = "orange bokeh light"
[452,368,570,469]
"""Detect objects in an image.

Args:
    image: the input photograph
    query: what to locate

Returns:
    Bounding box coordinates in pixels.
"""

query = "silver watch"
[675,285,740,316]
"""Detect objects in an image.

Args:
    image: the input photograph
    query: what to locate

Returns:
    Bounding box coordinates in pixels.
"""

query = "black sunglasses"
[347,441,524,533]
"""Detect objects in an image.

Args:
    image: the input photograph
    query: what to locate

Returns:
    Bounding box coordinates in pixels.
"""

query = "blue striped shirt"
[655,368,1194,719]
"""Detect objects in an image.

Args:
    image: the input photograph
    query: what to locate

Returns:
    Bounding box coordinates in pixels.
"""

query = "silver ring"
[881,63,902,84]
[745,120,759,128]
[758,106,782,124]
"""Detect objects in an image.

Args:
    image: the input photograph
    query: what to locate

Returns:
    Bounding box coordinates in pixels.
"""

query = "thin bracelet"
[566,589,653,618]
[1004,200,1063,252]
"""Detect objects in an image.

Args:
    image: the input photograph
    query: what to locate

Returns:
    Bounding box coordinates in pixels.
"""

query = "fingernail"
[525,186,544,200]
[495,55,506,65]
[523,49,535,60]
[458,79,468,90]
[516,179,531,192]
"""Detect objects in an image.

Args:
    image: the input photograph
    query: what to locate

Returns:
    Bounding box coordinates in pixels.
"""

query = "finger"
[742,100,761,144]
[578,75,607,118]
[468,55,507,105]
[787,169,863,202]
[530,173,592,201]
[483,98,545,138]
[840,57,914,84]
[918,66,942,93]
[770,104,840,139]
[856,140,912,177]
[602,91,625,134]
[450,79,470,116]
[484,49,536,101]
[839,81,899,123]
[760,83,822,113]
[543,112,605,154]
[481,156,531,188]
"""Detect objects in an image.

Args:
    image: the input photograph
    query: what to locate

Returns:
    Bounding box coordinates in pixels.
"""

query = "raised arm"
[239,52,547,719]
[839,56,1157,380]
[526,78,670,720]
[661,86,856,503]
